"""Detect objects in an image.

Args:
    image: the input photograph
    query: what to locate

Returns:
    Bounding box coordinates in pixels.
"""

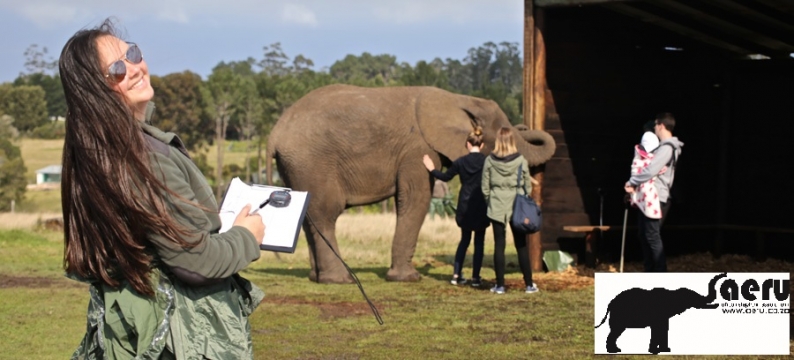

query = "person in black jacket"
[423,126,490,287]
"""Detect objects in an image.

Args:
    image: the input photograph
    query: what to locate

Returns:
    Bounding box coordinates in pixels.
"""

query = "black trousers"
[491,221,533,287]
[637,201,672,272]
[453,229,485,279]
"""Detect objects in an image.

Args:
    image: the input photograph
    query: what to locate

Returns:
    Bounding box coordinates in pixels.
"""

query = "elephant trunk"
[705,272,728,304]
[513,125,556,167]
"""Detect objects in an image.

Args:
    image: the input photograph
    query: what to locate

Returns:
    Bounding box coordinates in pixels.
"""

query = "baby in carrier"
[629,121,667,219]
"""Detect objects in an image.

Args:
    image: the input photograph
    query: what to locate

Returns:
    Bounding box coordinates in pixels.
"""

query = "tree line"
[0,41,524,209]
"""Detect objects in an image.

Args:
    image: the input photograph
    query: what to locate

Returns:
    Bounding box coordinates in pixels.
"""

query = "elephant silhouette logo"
[595,273,727,355]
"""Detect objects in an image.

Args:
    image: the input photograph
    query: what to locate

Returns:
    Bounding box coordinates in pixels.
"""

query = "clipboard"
[218,177,310,253]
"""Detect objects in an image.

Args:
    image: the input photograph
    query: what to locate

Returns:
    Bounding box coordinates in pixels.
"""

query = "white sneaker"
[490,285,505,294]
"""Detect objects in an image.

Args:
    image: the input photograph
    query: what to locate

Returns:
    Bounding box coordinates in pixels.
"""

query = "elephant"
[265,84,556,284]
[595,273,727,354]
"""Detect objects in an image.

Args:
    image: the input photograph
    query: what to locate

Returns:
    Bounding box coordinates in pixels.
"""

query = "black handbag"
[511,164,542,234]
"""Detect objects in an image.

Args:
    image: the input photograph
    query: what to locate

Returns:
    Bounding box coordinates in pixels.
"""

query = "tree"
[0,84,49,132]
[235,77,264,182]
[0,136,27,211]
[0,114,19,139]
[258,43,291,76]
[329,53,400,86]
[14,73,66,118]
[206,64,244,201]
[398,60,449,88]
[22,44,58,76]
[442,41,524,124]
[150,71,214,151]
[443,58,472,94]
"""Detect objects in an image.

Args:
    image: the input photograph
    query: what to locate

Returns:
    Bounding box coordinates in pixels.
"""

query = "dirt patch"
[0,274,84,289]
[42,217,64,231]
[265,296,377,319]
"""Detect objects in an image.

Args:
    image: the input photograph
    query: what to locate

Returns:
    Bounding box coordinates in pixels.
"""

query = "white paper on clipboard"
[218,177,310,253]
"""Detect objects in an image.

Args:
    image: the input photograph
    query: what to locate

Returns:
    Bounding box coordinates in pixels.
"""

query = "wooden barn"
[521,0,794,270]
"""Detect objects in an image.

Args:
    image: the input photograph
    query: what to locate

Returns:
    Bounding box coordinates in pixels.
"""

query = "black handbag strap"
[516,164,528,196]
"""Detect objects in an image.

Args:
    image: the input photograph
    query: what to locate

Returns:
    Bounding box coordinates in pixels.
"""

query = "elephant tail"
[595,306,610,329]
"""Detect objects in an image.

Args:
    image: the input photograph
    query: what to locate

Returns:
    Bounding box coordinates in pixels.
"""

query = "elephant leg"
[303,189,352,284]
[648,320,671,354]
[385,164,428,282]
[605,326,624,353]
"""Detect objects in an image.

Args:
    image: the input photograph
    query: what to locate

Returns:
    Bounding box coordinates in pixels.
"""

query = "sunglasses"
[105,43,143,83]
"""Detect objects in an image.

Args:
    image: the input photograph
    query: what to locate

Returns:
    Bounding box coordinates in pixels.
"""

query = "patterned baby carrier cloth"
[629,144,664,219]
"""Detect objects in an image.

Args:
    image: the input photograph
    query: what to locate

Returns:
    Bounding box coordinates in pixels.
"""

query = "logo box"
[594,272,790,355]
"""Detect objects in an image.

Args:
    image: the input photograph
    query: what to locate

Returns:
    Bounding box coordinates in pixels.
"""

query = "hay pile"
[530,252,794,292]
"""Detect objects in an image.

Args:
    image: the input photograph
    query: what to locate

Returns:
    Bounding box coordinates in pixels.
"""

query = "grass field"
[13,137,256,185]
[15,138,64,184]
[1,214,792,359]
[12,137,260,213]
[6,139,792,359]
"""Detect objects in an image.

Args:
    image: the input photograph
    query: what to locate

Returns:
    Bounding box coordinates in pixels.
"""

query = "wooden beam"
[603,3,752,54]
[649,0,794,52]
[524,0,535,128]
[528,7,547,273]
[535,0,635,7]
[532,9,547,132]
[699,0,794,35]
[523,0,541,273]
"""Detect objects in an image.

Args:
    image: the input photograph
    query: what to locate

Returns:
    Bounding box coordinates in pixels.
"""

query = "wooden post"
[525,3,547,272]
[524,0,535,128]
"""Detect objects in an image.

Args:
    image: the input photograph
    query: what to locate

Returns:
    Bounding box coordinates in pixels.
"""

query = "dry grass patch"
[0,212,61,230]
[15,138,64,184]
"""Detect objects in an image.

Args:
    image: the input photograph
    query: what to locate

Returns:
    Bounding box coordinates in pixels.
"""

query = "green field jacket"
[70,112,264,359]
[481,154,531,224]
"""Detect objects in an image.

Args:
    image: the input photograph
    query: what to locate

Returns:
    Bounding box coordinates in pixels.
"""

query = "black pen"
[249,199,269,215]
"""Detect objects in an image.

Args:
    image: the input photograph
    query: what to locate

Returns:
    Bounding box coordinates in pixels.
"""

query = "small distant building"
[36,165,62,185]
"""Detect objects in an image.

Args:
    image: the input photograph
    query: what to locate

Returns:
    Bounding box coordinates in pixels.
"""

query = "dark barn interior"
[534,0,794,265]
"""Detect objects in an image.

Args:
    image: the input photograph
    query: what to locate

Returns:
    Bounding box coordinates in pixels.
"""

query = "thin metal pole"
[620,207,628,273]
[598,188,603,227]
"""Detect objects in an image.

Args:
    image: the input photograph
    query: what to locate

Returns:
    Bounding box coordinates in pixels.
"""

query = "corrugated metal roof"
[36,165,62,174]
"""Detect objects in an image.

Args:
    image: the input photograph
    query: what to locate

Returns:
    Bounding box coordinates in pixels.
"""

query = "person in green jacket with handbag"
[60,19,266,359]
[481,127,540,295]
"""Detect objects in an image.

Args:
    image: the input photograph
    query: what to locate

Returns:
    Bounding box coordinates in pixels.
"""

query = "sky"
[0,0,524,83]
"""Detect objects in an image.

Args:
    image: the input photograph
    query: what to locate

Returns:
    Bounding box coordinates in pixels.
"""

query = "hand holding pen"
[233,204,265,241]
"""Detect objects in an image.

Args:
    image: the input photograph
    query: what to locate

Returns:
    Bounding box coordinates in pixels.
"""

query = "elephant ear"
[416,90,487,162]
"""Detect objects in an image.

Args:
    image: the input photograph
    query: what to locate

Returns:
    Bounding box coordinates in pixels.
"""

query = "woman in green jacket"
[60,19,265,359]
[481,127,540,295]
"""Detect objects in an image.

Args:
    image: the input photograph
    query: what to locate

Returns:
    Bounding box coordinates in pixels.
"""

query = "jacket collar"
[490,152,520,162]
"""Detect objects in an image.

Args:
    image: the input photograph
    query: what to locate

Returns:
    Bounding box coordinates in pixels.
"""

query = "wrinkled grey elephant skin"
[595,273,727,354]
[266,84,556,284]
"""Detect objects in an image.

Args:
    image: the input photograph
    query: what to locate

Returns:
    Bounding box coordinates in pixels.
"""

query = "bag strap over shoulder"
[654,142,677,167]
[516,164,528,196]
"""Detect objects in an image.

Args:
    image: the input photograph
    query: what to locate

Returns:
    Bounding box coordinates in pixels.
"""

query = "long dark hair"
[60,19,197,296]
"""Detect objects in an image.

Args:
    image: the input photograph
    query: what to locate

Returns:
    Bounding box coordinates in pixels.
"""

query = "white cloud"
[155,2,190,24]
[10,2,81,28]
[369,0,520,25]
[0,0,519,29]
[281,4,318,27]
